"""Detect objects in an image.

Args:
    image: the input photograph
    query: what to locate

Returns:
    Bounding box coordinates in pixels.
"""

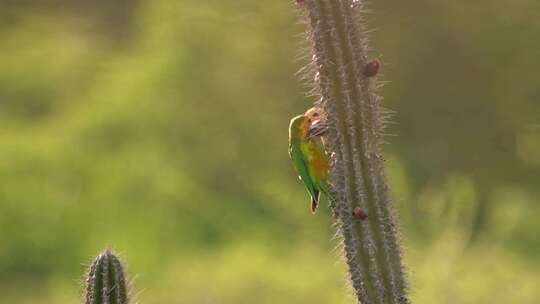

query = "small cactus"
[84,249,128,304]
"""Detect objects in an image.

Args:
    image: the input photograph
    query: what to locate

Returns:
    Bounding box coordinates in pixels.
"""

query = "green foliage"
[0,0,538,303]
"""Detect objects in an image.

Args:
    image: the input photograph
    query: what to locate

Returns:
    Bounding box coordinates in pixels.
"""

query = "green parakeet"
[288,107,331,213]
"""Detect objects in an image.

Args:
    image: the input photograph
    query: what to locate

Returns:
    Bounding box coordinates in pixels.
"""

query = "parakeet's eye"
[312,112,320,117]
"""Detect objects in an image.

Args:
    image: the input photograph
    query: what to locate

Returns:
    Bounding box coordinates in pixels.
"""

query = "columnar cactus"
[296,1,409,303]
[84,249,129,304]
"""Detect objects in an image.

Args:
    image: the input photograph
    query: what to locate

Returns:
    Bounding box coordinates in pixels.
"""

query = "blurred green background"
[0,0,539,303]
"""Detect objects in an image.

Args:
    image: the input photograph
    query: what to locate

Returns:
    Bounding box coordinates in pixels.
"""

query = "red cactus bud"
[363,59,380,77]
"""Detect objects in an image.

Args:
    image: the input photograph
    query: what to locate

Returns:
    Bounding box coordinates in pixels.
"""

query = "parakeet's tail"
[310,190,320,214]
[311,197,318,213]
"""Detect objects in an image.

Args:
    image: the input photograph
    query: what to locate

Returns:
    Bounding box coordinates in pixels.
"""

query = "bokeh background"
[1,1,539,303]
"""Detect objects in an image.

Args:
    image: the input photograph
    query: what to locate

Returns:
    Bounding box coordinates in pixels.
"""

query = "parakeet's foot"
[328,152,336,166]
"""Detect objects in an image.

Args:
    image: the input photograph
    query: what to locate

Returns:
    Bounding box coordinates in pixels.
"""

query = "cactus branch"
[298,1,409,303]
[84,249,129,304]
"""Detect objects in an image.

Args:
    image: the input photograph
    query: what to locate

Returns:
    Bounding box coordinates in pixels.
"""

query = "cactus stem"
[84,249,129,304]
[296,1,409,303]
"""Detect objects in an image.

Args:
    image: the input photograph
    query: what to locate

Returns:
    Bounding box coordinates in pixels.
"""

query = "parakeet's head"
[304,107,328,139]
[289,114,311,139]
[289,107,329,141]
[304,107,325,123]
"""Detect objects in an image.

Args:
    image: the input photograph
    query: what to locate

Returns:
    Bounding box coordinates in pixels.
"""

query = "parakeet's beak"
[307,119,328,139]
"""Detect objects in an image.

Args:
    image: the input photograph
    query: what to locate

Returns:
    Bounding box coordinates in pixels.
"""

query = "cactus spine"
[297,1,409,303]
[84,249,128,304]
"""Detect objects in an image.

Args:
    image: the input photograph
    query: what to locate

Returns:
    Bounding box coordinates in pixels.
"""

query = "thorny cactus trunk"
[84,249,129,304]
[296,1,409,303]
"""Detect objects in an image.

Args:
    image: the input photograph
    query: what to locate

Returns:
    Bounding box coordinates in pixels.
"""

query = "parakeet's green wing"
[289,142,320,206]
